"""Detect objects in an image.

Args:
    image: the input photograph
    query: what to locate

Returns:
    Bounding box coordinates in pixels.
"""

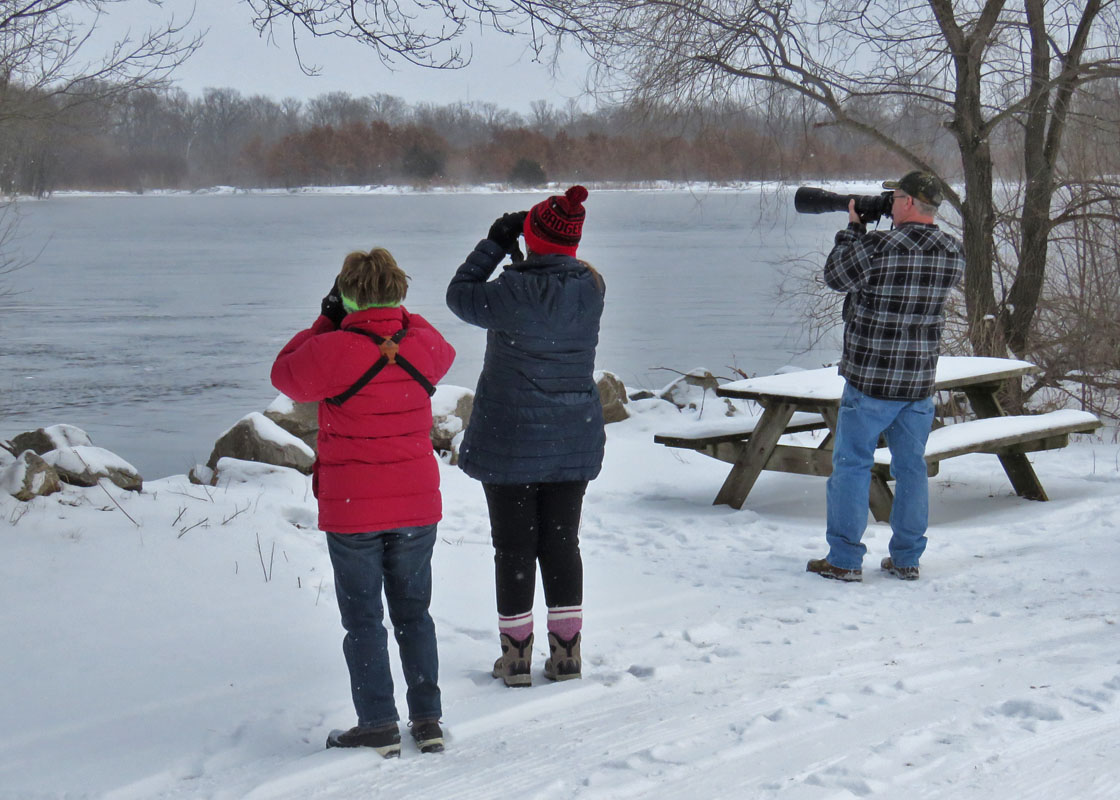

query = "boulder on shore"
[658,369,737,417]
[10,424,93,456]
[264,394,318,450]
[207,412,315,475]
[1,451,63,501]
[430,386,474,464]
[188,464,215,486]
[211,457,310,490]
[41,445,143,491]
[595,370,630,423]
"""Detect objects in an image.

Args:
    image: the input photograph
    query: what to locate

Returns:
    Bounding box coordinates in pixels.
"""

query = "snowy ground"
[2,394,1118,799]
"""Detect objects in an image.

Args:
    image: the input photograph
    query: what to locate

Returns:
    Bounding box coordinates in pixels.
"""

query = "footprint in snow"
[445,625,493,643]
[683,621,732,648]
[989,698,1064,731]
[804,765,876,796]
[282,505,317,530]
[1065,686,1113,712]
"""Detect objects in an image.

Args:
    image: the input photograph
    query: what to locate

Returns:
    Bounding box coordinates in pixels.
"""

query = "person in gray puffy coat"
[446,185,605,687]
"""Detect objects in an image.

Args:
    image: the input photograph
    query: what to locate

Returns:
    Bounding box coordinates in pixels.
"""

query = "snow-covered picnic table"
[655,356,1102,520]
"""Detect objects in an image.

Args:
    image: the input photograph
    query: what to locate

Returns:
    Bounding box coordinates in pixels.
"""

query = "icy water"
[0,188,845,478]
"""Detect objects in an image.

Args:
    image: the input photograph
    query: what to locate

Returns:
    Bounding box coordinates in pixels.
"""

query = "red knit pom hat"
[523,185,588,257]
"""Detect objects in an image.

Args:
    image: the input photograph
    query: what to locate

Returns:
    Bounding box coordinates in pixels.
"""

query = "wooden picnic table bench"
[655,356,1102,520]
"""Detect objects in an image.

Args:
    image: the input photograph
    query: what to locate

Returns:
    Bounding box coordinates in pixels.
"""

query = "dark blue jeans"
[326,525,441,728]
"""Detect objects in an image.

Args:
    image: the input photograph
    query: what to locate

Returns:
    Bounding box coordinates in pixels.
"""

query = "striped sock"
[547,606,582,641]
[498,611,533,643]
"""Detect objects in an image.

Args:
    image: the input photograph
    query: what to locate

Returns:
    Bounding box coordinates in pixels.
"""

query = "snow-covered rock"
[430,385,473,464]
[10,424,94,456]
[1,451,62,501]
[187,464,215,486]
[206,412,315,475]
[657,368,737,416]
[41,445,142,491]
[210,457,310,492]
[595,370,630,423]
[264,394,318,449]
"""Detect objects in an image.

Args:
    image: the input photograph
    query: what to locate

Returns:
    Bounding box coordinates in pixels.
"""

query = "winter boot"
[409,718,445,754]
[492,632,533,687]
[881,557,920,581]
[325,723,401,757]
[806,557,862,582]
[543,631,582,681]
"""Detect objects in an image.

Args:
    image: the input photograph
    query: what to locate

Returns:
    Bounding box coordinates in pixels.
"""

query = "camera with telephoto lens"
[794,186,894,224]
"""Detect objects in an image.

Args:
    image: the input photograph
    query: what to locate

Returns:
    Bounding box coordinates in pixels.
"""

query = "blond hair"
[337,248,409,307]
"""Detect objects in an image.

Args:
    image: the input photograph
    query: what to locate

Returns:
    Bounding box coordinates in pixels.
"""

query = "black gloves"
[487,211,527,255]
[321,279,346,327]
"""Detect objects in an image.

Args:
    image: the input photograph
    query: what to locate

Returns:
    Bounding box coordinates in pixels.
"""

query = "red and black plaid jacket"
[825,221,964,401]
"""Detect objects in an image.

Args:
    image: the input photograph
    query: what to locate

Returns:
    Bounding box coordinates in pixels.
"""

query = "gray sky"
[100,0,592,112]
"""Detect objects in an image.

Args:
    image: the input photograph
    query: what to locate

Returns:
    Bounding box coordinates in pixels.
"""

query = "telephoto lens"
[794,187,894,223]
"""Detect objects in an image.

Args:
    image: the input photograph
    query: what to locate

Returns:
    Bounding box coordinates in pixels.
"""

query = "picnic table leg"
[963,386,1049,501]
[868,476,894,522]
[997,455,1050,500]
[820,405,895,521]
[713,403,796,509]
[818,407,839,451]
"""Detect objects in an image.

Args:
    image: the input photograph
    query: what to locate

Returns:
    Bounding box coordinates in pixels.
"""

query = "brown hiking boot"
[543,631,582,681]
[881,557,920,581]
[492,632,533,687]
[409,718,445,753]
[806,557,863,582]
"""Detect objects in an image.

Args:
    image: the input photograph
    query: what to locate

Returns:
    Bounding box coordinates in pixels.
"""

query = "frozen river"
[0,187,846,478]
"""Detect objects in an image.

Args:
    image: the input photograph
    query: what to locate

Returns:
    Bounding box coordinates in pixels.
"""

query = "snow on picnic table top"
[718,356,1037,402]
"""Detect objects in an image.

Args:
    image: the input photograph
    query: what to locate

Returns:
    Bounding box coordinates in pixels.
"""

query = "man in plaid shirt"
[807,171,964,583]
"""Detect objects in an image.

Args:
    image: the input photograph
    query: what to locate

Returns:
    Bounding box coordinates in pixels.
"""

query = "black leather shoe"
[325,724,401,757]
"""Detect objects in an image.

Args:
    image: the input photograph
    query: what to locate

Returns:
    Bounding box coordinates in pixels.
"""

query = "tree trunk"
[1007,177,1052,358]
[959,146,1002,356]
[940,0,1004,357]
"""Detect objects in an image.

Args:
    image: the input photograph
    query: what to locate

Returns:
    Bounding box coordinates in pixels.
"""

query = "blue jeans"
[825,384,934,570]
[326,525,441,728]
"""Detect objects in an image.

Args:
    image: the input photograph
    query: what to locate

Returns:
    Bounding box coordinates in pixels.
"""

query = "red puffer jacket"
[271,307,455,533]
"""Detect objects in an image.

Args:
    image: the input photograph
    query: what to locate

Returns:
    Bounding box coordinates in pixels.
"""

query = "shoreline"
[13,178,888,201]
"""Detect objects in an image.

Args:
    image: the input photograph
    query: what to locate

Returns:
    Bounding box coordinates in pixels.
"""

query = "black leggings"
[482,481,587,616]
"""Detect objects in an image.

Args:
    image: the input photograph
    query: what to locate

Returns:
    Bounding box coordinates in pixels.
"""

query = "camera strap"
[324,327,436,406]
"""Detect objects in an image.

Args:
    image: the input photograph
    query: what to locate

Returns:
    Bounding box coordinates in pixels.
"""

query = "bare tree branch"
[1,1,202,123]
[242,0,526,69]
[516,0,1120,386]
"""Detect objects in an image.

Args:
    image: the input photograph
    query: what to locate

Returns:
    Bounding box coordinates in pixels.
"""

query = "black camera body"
[794,186,894,223]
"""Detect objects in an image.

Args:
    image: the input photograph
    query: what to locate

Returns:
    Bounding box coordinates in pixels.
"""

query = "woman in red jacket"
[271,247,455,758]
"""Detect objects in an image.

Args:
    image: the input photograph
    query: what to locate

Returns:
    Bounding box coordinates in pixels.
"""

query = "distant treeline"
[1,85,962,194]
